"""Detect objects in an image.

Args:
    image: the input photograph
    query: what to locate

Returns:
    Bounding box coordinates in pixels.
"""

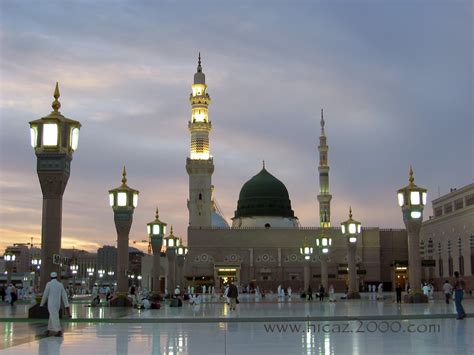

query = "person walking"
[318,284,325,302]
[442,280,453,305]
[395,283,402,304]
[227,282,238,311]
[0,286,5,302]
[40,272,71,337]
[307,285,313,301]
[10,284,17,306]
[453,272,466,320]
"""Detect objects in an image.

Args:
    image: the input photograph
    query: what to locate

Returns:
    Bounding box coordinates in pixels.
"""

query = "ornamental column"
[29,83,81,291]
[147,208,167,295]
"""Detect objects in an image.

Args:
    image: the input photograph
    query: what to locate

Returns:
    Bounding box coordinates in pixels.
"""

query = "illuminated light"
[109,193,114,207]
[357,225,361,233]
[163,226,167,235]
[305,255,310,260]
[422,192,427,205]
[219,268,237,272]
[316,239,320,246]
[329,238,332,246]
[341,225,346,234]
[147,225,151,234]
[162,239,166,247]
[30,127,38,148]
[304,247,309,254]
[169,239,174,247]
[132,193,138,208]
[152,225,160,235]
[349,223,356,234]
[396,266,407,271]
[397,192,404,207]
[411,211,422,219]
[322,248,329,254]
[190,151,210,160]
[71,127,80,150]
[410,191,420,205]
[349,237,357,243]
[117,192,127,206]
[322,238,327,246]
[43,123,58,146]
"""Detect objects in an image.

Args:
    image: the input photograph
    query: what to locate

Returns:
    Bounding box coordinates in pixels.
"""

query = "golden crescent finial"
[52,82,61,112]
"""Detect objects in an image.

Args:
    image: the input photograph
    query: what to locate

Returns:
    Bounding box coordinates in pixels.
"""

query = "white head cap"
[50,272,57,278]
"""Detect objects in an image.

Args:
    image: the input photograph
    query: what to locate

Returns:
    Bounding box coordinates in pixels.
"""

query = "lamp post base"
[346,291,361,299]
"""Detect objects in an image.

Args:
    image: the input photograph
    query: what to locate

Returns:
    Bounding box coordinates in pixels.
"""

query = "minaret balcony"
[188,121,212,131]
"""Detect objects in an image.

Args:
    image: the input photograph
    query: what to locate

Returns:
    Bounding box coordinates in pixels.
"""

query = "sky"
[0,0,472,254]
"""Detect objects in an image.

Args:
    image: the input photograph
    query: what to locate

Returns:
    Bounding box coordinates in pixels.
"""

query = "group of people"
[0,284,18,306]
[443,272,467,320]
[305,284,336,302]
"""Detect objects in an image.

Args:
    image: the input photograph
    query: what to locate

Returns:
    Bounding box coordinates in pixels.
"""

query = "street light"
[316,230,332,291]
[4,252,16,284]
[299,237,313,291]
[147,207,167,295]
[341,207,362,299]
[164,226,180,292]
[109,167,139,296]
[397,166,427,303]
[176,241,188,289]
[29,83,81,291]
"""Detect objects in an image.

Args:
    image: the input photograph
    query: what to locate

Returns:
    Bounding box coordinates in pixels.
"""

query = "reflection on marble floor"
[1,319,473,355]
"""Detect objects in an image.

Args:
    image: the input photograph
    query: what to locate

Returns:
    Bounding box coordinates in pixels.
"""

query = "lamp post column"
[29,84,81,292]
[176,256,185,289]
[320,254,328,291]
[109,167,139,295]
[167,249,176,292]
[347,242,358,297]
[147,208,166,295]
[404,214,423,296]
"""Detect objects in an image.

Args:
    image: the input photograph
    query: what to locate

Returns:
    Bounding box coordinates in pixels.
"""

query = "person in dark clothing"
[307,285,313,301]
[318,285,325,302]
[0,286,5,302]
[395,283,402,304]
[453,271,466,320]
[227,282,239,311]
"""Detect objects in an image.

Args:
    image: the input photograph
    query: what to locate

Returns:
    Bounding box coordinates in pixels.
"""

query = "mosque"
[181,55,410,293]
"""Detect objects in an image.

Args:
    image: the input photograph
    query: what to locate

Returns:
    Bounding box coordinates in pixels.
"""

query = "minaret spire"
[317,108,332,228]
[197,52,202,72]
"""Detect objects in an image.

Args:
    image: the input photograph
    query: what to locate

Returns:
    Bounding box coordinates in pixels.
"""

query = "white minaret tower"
[186,53,214,227]
[317,109,332,227]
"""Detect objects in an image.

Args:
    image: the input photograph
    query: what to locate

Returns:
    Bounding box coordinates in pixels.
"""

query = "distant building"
[420,183,474,289]
[97,245,117,275]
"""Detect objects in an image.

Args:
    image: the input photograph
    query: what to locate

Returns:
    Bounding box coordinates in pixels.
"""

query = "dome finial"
[121,166,127,185]
[155,207,159,219]
[52,82,61,112]
[409,165,415,186]
[197,52,202,72]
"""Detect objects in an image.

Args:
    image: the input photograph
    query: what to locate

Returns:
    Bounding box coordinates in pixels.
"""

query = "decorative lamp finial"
[349,206,352,219]
[155,207,159,219]
[409,165,415,186]
[170,225,174,236]
[263,160,265,169]
[121,166,127,185]
[52,82,61,112]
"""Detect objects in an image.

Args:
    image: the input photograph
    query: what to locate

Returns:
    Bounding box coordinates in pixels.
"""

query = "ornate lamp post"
[29,83,81,291]
[316,231,332,291]
[397,166,427,302]
[109,167,139,294]
[147,208,167,295]
[70,260,78,291]
[341,207,362,299]
[4,252,16,284]
[299,238,314,291]
[163,226,180,293]
[176,242,189,290]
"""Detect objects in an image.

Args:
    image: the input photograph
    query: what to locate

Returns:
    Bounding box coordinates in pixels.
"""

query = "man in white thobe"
[40,272,70,337]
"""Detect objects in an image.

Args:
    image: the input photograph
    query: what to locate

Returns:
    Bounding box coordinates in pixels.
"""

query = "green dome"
[234,167,295,219]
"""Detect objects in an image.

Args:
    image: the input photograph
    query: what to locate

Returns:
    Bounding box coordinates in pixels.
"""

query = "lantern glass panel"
[322,238,327,246]
[357,225,361,233]
[169,239,174,247]
[411,211,422,219]
[71,127,80,150]
[117,192,127,206]
[152,225,160,235]
[422,192,427,205]
[410,191,420,205]
[30,127,38,148]
[132,193,138,208]
[349,223,356,234]
[349,237,357,243]
[147,225,151,234]
[322,248,329,254]
[341,225,346,234]
[109,193,114,207]
[43,123,58,146]
[397,192,404,207]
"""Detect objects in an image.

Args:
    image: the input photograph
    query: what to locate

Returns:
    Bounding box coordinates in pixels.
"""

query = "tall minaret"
[186,53,214,227]
[317,109,332,227]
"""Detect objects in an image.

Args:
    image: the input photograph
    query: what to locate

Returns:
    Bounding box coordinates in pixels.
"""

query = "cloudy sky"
[0,0,472,254]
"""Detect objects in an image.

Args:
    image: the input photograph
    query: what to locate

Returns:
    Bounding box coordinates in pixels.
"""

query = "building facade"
[420,183,474,289]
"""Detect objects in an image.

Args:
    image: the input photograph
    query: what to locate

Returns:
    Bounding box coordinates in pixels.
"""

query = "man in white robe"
[40,272,70,337]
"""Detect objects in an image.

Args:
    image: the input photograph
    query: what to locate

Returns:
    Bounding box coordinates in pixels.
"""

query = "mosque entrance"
[214,264,241,290]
